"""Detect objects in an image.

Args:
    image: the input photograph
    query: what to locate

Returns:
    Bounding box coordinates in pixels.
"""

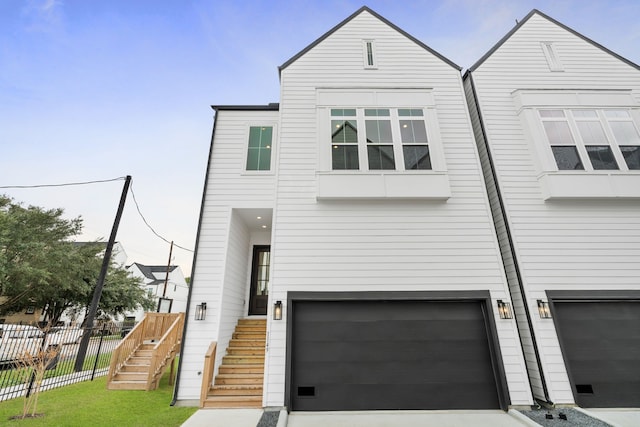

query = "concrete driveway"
[286,410,536,427]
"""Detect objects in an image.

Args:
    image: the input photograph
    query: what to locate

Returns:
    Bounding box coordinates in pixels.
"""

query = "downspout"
[466,72,552,405]
[171,107,219,406]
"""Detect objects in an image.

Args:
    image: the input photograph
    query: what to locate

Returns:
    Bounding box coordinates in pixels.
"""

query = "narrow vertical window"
[331,109,359,170]
[363,40,376,68]
[246,126,273,171]
[365,109,394,170]
[541,42,563,71]
[399,108,431,170]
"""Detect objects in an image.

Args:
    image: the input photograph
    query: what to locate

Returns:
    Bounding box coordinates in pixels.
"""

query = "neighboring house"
[126,263,189,321]
[176,7,533,411]
[464,10,640,408]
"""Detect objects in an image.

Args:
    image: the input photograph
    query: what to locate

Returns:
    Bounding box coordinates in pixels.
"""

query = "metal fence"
[0,324,128,401]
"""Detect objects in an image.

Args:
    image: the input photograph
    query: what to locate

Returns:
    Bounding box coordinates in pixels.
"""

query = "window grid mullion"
[565,111,593,171]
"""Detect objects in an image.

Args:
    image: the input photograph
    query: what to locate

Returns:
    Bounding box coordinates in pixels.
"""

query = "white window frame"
[539,109,639,171]
[242,123,277,174]
[513,89,640,199]
[329,108,433,171]
[315,88,450,200]
[362,40,377,69]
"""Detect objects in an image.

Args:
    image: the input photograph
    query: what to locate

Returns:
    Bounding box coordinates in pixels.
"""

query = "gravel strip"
[518,408,612,427]
[256,410,280,427]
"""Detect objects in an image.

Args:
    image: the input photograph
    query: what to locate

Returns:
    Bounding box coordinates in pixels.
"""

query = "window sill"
[316,171,451,200]
[539,172,640,200]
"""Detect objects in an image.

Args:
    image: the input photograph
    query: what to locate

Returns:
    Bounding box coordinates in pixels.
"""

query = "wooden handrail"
[146,313,184,390]
[200,341,217,407]
[107,312,183,387]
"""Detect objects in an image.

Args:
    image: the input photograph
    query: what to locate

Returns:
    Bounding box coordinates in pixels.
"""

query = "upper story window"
[363,40,376,69]
[330,108,431,171]
[540,109,640,171]
[246,126,273,171]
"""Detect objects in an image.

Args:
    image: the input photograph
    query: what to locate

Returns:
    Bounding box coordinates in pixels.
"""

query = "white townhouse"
[126,263,189,320]
[464,10,640,408]
[175,7,533,411]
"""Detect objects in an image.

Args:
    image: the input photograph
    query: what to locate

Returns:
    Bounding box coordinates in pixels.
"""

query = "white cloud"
[22,0,64,33]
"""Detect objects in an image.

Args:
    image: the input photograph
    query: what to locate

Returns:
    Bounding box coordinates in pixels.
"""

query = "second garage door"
[551,299,640,407]
[289,299,503,411]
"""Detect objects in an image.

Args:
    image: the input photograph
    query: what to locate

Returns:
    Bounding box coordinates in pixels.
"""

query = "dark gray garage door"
[551,300,640,407]
[290,300,501,411]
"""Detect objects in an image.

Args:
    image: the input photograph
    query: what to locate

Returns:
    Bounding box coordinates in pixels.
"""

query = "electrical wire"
[1,175,194,254]
[128,182,194,253]
[0,176,126,189]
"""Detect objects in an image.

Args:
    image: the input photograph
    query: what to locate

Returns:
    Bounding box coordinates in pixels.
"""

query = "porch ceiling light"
[537,300,552,319]
[497,300,513,319]
[273,300,283,321]
[195,302,207,321]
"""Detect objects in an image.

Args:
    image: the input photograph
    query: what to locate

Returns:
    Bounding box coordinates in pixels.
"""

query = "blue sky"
[1,0,638,275]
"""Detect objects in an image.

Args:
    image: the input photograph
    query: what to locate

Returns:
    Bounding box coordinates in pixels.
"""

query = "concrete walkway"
[180,409,264,427]
[578,408,640,427]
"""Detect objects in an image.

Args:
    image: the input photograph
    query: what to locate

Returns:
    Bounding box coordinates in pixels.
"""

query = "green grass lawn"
[0,372,198,427]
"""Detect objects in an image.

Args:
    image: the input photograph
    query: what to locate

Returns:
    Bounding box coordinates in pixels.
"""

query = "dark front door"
[248,245,270,315]
[290,299,501,411]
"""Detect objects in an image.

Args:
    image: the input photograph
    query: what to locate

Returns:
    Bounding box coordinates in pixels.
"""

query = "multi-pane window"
[365,109,394,170]
[399,109,431,170]
[330,108,432,171]
[540,110,583,170]
[331,109,359,170]
[246,126,273,171]
[606,110,640,170]
[540,109,640,171]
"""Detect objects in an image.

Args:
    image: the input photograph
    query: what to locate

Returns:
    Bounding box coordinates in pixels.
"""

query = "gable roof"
[279,6,460,73]
[468,9,640,73]
[130,262,178,280]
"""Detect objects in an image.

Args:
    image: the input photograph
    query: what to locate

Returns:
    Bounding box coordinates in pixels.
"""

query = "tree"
[0,196,154,325]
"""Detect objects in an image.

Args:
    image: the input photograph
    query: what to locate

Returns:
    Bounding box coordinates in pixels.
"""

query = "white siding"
[468,13,640,404]
[265,10,531,407]
[177,109,278,401]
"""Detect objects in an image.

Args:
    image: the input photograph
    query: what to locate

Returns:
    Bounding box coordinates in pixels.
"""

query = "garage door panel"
[291,299,501,411]
[552,300,640,407]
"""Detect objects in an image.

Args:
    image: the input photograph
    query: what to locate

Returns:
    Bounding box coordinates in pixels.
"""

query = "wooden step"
[214,374,263,385]
[136,350,153,357]
[108,380,147,390]
[229,339,266,347]
[222,355,264,365]
[113,371,147,382]
[211,385,263,396]
[232,332,267,340]
[127,356,151,365]
[123,363,149,372]
[218,364,264,374]
[202,395,262,408]
[237,319,267,326]
[226,347,265,356]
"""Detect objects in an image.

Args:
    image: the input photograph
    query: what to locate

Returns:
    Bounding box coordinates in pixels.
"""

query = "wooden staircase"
[108,343,155,390]
[201,318,266,408]
[107,312,183,391]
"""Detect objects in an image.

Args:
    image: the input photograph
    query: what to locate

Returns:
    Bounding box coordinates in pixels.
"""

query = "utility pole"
[162,241,174,298]
[74,175,131,372]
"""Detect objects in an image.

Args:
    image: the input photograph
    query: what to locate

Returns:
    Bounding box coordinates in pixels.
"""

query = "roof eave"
[279,6,461,75]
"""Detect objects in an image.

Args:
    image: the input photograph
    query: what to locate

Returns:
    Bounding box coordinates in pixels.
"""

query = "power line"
[1,175,194,254]
[0,176,126,189]
[128,181,194,253]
